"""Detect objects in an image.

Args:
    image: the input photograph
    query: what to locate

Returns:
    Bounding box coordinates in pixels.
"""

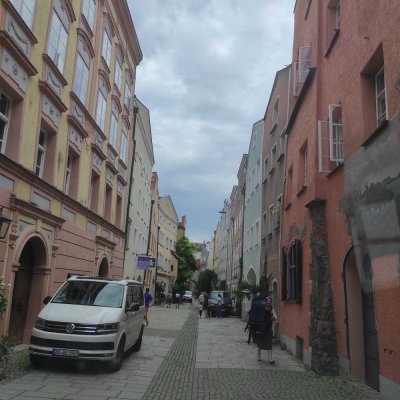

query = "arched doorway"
[246,267,256,286]
[98,257,109,277]
[343,247,380,390]
[9,236,47,344]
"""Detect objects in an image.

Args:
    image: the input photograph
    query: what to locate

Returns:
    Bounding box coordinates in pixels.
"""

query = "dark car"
[207,291,232,317]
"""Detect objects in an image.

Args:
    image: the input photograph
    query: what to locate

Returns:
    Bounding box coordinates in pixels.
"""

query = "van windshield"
[52,281,124,308]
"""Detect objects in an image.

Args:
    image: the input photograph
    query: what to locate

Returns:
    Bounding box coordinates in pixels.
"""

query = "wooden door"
[8,242,34,344]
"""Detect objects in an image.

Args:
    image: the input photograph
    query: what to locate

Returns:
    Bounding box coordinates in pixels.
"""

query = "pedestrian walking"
[203,293,210,318]
[250,295,276,363]
[144,287,153,326]
[198,292,205,306]
[175,292,180,308]
[216,293,223,318]
[166,291,172,308]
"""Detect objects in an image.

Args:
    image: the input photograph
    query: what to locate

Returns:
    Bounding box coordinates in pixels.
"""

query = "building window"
[73,54,90,105]
[89,174,100,212]
[267,205,274,236]
[272,97,279,129]
[270,145,277,173]
[286,165,293,207]
[275,195,282,229]
[299,144,308,190]
[64,154,72,194]
[109,112,118,149]
[124,81,131,109]
[328,104,344,162]
[95,90,107,131]
[120,130,127,163]
[114,59,122,91]
[35,131,47,177]
[0,94,11,154]
[48,11,68,73]
[104,186,112,220]
[286,240,302,302]
[294,46,312,95]
[263,157,269,180]
[102,28,112,67]
[82,0,95,31]
[375,67,387,127]
[11,0,35,29]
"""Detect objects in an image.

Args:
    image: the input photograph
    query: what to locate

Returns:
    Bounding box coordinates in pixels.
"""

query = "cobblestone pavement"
[0,302,384,400]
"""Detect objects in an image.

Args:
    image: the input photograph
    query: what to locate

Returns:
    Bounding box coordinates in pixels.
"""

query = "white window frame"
[0,93,11,154]
[102,28,112,67]
[48,11,68,73]
[264,156,269,180]
[73,54,90,105]
[328,104,344,162]
[95,90,107,131]
[64,154,72,194]
[11,0,35,29]
[120,130,127,163]
[109,112,118,149]
[124,81,131,109]
[335,1,341,30]
[35,131,47,178]
[375,67,387,127]
[114,58,122,91]
[82,0,95,31]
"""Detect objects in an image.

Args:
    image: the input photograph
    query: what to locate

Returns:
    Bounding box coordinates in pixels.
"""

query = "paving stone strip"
[142,307,382,400]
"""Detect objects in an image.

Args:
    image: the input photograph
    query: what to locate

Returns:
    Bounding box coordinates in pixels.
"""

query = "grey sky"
[129,0,294,243]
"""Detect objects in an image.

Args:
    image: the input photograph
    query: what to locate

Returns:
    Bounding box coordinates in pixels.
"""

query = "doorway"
[98,257,109,277]
[9,237,47,344]
[344,248,380,390]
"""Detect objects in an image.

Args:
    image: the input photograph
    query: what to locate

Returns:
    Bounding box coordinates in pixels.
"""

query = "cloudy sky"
[129,0,294,243]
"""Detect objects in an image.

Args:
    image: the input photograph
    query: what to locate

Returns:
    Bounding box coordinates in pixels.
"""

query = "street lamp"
[0,206,11,239]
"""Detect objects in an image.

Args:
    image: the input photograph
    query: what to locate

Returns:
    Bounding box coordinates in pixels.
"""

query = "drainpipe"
[154,226,160,298]
[122,100,139,273]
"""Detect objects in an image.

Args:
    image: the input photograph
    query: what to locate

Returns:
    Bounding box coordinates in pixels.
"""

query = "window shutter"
[298,46,312,83]
[281,247,287,300]
[295,239,302,304]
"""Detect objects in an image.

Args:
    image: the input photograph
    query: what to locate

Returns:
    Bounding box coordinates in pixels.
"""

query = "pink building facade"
[0,0,142,344]
[280,1,400,399]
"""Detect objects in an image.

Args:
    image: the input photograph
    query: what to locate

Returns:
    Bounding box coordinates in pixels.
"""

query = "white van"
[29,275,144,371]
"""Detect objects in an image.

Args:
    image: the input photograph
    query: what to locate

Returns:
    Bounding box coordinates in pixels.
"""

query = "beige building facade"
[0,0,142,344]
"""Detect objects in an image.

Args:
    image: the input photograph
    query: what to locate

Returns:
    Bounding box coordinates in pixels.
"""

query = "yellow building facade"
[0,0,142,344]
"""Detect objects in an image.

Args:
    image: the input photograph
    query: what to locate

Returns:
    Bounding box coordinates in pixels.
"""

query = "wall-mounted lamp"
[0,206,11,239]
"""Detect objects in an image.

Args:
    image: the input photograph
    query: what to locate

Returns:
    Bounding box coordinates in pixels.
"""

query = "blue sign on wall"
[137,255,155,270]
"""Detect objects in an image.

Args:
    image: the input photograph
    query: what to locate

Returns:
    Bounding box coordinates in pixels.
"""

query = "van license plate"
[52,348,79,358]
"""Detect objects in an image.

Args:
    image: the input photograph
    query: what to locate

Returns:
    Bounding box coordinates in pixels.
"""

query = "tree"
[174,236,196,293]
[197,269,218,294]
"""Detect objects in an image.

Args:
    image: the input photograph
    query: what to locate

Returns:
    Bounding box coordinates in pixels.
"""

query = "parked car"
[29,275,144,372]
[207,291,232,317]
[183,290,193,303]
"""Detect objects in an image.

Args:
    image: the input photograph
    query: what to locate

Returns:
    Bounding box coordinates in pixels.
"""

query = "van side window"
[126,286,134,308]
[132,285,144,307]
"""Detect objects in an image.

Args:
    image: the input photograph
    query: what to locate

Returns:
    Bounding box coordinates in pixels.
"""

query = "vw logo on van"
[66,323,76,334]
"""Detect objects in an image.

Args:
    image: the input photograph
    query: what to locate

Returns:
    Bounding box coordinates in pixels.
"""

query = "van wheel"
[132,325,144,352]
[107,338,125,372]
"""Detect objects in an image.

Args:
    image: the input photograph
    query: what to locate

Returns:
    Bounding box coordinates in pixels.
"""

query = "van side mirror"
[43,296,52,304]
[127,303,140,312]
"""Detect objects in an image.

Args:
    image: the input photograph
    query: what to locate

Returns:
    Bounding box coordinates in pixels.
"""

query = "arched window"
[286,239,302,303]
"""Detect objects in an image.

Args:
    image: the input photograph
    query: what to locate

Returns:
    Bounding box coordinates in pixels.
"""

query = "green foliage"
[197,269,218,293]
[0,335,11,358]
[174,236,196,292]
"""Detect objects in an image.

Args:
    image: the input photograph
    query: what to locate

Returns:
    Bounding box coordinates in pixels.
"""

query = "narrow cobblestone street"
[0,304,384,400]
